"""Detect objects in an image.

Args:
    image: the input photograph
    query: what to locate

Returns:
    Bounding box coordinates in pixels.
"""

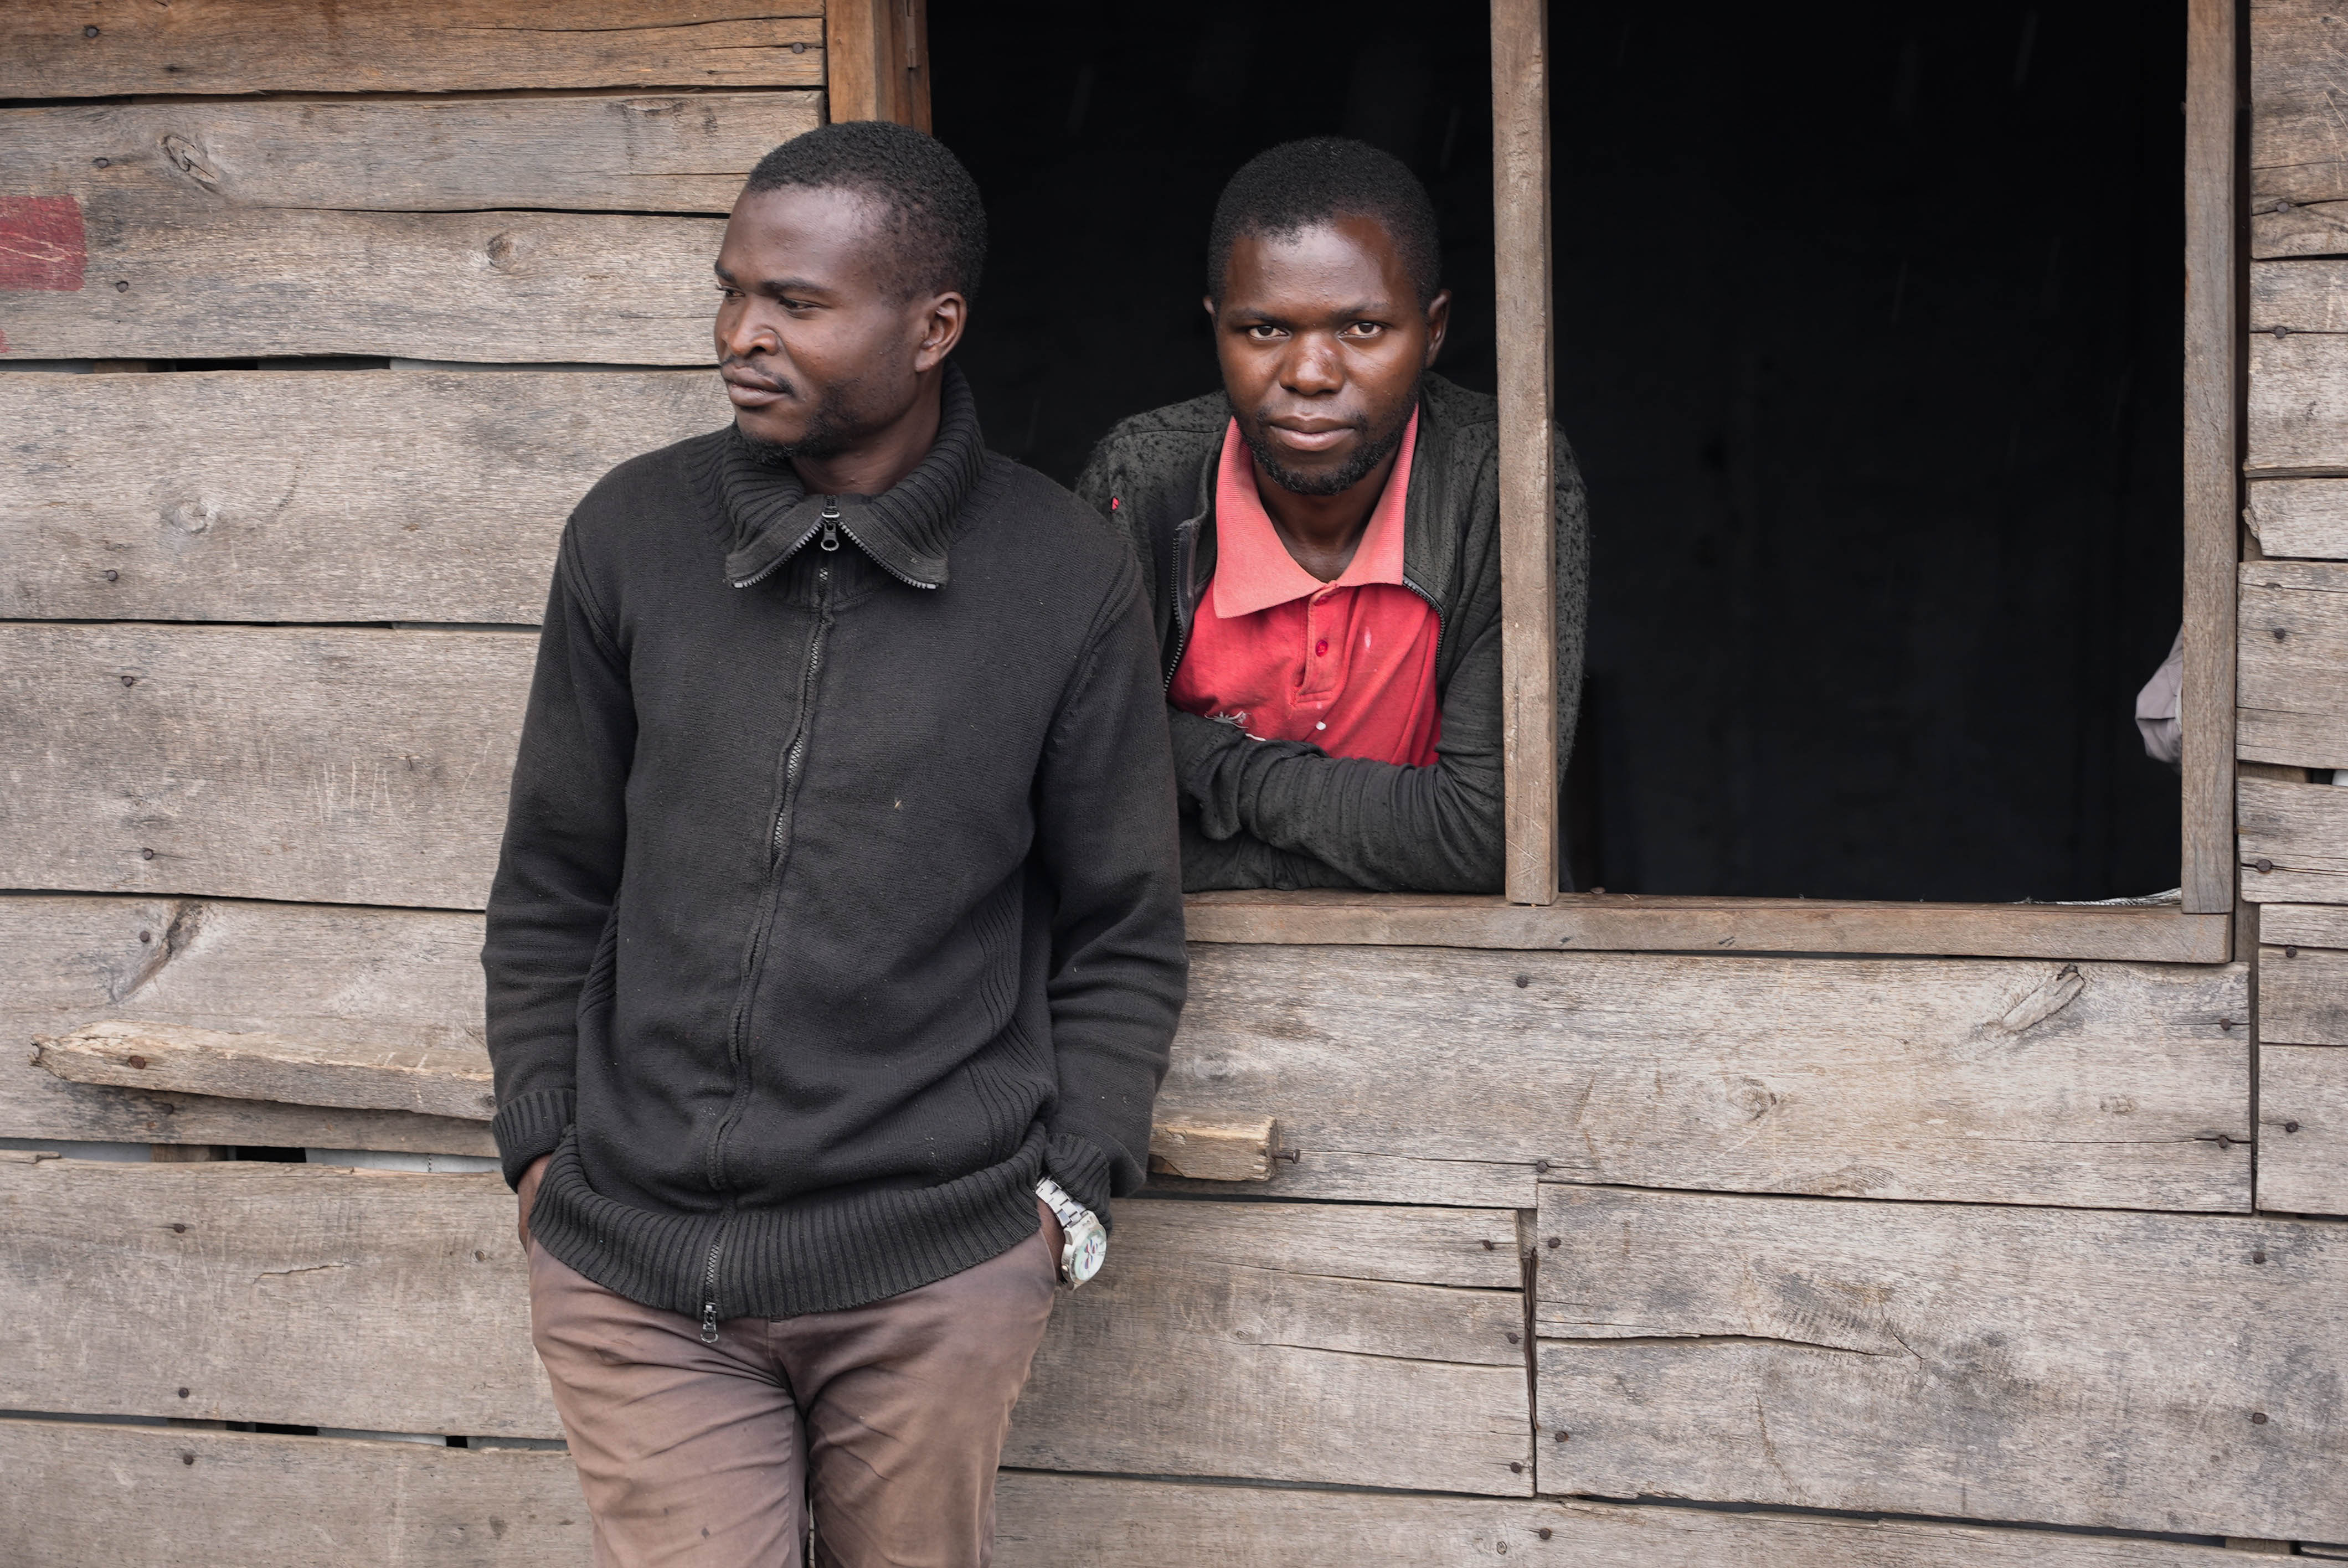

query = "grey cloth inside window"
[2134,626,2182,771]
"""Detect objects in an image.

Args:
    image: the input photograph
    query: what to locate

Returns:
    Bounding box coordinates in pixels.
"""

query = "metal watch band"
[1034,1176,1089,1228]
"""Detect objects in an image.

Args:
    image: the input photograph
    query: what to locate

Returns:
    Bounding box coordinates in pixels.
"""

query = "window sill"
[1182,890,2233,963]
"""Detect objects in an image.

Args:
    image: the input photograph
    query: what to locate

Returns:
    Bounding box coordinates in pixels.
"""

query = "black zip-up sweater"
[483,369,1187,1321]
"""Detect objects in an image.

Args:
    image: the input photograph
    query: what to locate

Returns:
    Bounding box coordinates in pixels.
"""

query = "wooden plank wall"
[2248,0,2348,1231]
[4,3,2346,1565]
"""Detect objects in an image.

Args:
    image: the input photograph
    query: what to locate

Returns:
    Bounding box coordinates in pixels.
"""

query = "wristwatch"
[1034,1177,1108,1287]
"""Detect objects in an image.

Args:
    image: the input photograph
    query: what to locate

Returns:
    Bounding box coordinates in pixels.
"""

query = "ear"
[1202,295,1219,324]
[912,291,970,373]
[1422,288,1453,368]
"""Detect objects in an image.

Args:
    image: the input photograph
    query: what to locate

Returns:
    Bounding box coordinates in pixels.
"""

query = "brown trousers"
[528,1227,1057,1567]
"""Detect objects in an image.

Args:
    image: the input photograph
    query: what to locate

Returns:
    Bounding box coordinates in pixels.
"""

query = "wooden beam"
[0,1,822,99]
[0,94,819,218]
[1185,889,2233,963]
[2184,0,2239,914]
[1491,0,1558,905]
[2258,1043,2348,1214]
[826,0,932,131]
[0,370,724,625]
[1145,1116,1274,1182]
[1534,1187,2348,1541]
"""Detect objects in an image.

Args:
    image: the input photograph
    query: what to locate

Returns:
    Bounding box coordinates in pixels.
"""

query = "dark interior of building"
[931,1,2187,902]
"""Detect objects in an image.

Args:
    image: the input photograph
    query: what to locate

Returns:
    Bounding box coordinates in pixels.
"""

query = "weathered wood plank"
[2262,902,2348,948]
[0,1159,1525,1493]
[1146,1117,1274,1182]
[0,93,818,218]
[1009,1199,1530,1495]
[2259,942,2348,1043]
[2258,1044,2348,1213]
[0,893,496,1153]
[2252,0,2348,211]
[2241,776,2348,900]
[0,1,822,98]
[1187,889,2232,963]
[0,369,723,624]
[1165,945,2248,1213]
[2185,0,2241,913]
[2251,259,2348,333]
[0,207,720,363]
[35,1019,498,1121]
[2239,561,2348,768]
[827,0,932,132]
[2247,332,2348,476]
[1492,0,1558,905]
[0,625,531,909]
[2246,478,2348,557]
[1534,1186,2348,1540]
[0,1424,2242,1568]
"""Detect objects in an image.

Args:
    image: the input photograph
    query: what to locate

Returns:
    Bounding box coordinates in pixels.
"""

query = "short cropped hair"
[1206,137,1441,306]
[743,120,987,301]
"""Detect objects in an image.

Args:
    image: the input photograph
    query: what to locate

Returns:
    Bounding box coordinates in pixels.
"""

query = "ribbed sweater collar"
[717,362,986,591]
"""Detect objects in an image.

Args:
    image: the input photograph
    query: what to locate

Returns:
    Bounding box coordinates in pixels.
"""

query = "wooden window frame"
[1184,0,2239,964]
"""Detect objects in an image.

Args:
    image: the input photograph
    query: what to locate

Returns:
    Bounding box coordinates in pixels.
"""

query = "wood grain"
[0,625,532,910]
[0,1,822,98]
[2259,1044,2348,1214]
[2247,333,2348,476]
[2185,0,2242,914]
[2251,259,2348,334]
[2261,902,2348,948]
[1146,1116,1274,1181]
[827,0,931,132]
[0,207,723,363]
[1491,0,1558,905]
[2241,776,2348,900]
[35,1019,499,1121]
[2239,561,2348,767]
[2246,478,2348,556]
[0,94,819,216]
[2252,0,2348,213]
[0,1160,1527,1493]
[1534,1186,2348,1540]
[1010,1199,1531,1495]
[0,369,724,625]
[2258,942,2348,1044]
[1162,944,2249,1213]
[1185,889,2232,963]
[0,1423,2243,1568]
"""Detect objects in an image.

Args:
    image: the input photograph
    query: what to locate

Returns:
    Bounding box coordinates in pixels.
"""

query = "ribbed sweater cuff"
[492,1087,576,1190]
[1044,1132,1117,1229]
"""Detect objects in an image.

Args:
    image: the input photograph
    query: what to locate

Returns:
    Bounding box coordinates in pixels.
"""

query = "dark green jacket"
[1074,373,1589,893]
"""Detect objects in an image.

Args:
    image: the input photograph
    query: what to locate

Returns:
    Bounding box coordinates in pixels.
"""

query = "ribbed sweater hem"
[527,1123,1051,1319]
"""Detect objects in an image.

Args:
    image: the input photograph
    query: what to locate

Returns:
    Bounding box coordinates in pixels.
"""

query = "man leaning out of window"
[1078,137,1590,894]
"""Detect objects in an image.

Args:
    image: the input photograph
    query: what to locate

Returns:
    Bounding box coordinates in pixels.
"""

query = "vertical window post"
[1492,0,1559,905]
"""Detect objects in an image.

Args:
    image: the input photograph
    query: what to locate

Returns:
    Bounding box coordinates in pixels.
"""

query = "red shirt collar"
[1209,411,1420,620]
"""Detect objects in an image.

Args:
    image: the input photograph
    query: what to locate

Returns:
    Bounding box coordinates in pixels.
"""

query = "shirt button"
[1314,639,1329,656]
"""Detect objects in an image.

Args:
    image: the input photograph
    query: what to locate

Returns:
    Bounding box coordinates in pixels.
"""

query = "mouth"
[1265,419,1359,455]
[722,369,790,410]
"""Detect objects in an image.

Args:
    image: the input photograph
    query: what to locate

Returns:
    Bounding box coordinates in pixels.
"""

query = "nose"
[717,299,779,364]
[1281,332,1345,397]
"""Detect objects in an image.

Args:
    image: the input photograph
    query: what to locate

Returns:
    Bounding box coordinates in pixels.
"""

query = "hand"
[1037,1196,1065,1268]
[516,1154,553,1250]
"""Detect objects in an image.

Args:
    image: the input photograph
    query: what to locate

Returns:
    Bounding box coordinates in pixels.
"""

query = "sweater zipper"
[708,559,833,1194]
[729,503,835,592]
[699,1229,725,1344]
[1401,571,1447,659]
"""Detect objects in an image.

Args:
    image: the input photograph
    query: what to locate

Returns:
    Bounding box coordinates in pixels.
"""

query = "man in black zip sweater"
[483,121,1186,1566]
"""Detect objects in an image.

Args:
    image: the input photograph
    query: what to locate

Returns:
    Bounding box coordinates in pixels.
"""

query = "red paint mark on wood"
[0,197,88,292]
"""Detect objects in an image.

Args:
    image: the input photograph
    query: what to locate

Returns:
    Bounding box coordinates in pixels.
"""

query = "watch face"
[1069,1224,1108,1283]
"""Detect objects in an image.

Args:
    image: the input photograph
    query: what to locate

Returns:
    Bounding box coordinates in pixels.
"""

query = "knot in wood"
[159,133,221,189]
[486,232,524,272]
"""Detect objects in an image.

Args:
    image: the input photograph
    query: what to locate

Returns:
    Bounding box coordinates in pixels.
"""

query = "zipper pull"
[818,499,841,552]
[701,1302,720,1345]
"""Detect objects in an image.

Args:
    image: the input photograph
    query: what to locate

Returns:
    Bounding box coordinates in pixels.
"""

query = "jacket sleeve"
[1030,552,1190,1224]
[1173,428,1589,894]
[480,526,636,1189]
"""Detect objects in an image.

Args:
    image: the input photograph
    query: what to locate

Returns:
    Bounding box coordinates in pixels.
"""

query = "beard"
[1238,390,1416,498]
[729,364,864,467]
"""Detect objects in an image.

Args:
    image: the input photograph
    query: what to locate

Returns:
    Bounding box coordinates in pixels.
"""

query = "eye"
[1341,321,1386,339]
[715,283,743,299]
[1245,324,1286,341]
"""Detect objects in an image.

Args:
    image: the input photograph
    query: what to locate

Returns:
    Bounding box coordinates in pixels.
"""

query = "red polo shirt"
[1168,415,1440,767]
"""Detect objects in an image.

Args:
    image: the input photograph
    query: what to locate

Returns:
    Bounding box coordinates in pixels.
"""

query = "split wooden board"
[2239,561,2348,768]
[0,1420,2253,1568]
[2252,0,2348,255]
[2257,1043,2348,1214]
[1533,1186,2348,1541]
[2247,478,2348,557]
[0,369,724,625]
[0,1,824,98]
[0,1159,1526,1494]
